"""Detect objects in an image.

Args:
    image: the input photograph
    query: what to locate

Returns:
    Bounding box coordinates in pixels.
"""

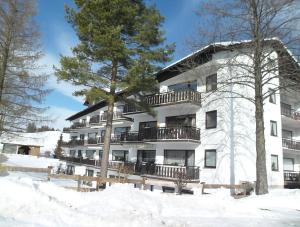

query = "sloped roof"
[66,38,299,121]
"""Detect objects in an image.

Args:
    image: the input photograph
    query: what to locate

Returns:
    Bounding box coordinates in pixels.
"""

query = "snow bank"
[0,175,300,227]
[0,155,299,226]
[4,154,61,168]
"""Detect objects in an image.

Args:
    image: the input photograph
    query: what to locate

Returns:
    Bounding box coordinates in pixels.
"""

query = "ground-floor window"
[164,150,195,166]
[283,158,294,171]
[137,150,156,163]
[66,165,75,175]
[271,155,279,171]
[70,150,76,157]
[112,150,128,161]
[204,150,216,168]
[84,169,94,186]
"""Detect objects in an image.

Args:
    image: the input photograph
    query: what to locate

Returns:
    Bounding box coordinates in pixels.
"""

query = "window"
[206,74,217,92]
[168,81,197,91]
[70,150,76,157]
[78,150,82,158]
[283,158,294,171]
[98,150,103,160]
[282,129,293,140]
[86,150,96,159]
[164,150,195,166]
[139,121,157,130]
[114,127,130,138]
[112,150,128,161]
[137,150,156,163]
[205,150,216,168]
[66,165,75,175]
[270,121,277,136]
[86,169,94,177]
[269,89,276,104]
[271,155,279,171]
[206,111,217,129]
[166,115,196,128]
[79,134,85,140]
[281,102,292,117]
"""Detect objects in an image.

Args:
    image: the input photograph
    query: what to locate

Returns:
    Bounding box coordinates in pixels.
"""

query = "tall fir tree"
[55,0,174,179]
[54,134,63,159]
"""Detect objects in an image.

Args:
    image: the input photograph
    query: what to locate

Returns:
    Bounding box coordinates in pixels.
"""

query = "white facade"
[62,42,300,188]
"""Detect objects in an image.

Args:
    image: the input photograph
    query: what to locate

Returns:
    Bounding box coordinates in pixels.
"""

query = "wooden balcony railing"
[70,122,86,129]
[140,127,201,141]
[61,140,85,147]
[89,112,131,125]
[89,115,100,124]
[137,163,200,180]
[60,156,135,171]
[281,105,300,120]
[86,138,99,145]
[123,90,201,114]
[284,171,300,182]
[96,127,200,144]
[60,156,200,180]
[282,138,300,150]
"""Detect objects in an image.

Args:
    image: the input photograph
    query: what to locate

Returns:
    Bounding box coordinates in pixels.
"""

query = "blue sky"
[36,0,201,129]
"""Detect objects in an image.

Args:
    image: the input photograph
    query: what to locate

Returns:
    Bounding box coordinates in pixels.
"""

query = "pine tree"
[54,134,63,159]
[55,0,174,179]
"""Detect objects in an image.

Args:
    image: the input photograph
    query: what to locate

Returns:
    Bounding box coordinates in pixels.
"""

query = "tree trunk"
[255,95,268,195]
[251,0,268,195]
[100,99,114,179]
[100,62,117,180]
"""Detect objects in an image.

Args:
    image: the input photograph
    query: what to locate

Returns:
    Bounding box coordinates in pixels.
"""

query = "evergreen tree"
[54,134,63,159]
[26,122,37,133]
[55,0,174,179]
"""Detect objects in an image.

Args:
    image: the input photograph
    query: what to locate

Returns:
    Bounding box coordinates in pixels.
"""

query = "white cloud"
[46,105,75,130]
[39,52,85,103]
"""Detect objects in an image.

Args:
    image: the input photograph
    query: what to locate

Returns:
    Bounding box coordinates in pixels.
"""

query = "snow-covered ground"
[0,155,300,227]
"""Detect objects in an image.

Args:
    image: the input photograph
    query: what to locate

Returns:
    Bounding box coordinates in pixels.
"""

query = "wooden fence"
[0,165,249,195]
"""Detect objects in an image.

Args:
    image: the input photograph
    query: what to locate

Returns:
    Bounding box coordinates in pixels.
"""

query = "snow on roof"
[0,131,70,154]
[162,37,299,71]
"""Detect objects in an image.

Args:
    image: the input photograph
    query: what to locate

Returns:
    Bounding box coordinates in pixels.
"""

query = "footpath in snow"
[0,154,299,227]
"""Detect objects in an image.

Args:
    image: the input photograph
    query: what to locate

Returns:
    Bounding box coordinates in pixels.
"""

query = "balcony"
[61,140,85,147]
[96,127,200,144]
[89,112,132,126]
[60,156,135,171]
[123,90,201,114]
[282,138,300,150]
[284,171,300,188]
[281,105,300,121]
[140,127,200,142]
[60,156,200,180]
[137,163,200,180]
[86,137,99,145]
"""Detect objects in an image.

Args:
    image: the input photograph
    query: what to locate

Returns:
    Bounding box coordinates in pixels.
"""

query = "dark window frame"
[271,154,279,171]
[269,89,276,104]
[206,110,217,129]
[270,120,278,137]
[206,74,217,92]
[112,150,129,162]
[204,149,217,168]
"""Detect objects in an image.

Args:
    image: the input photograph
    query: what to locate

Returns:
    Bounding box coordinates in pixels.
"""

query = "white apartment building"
[61,39,300,189]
